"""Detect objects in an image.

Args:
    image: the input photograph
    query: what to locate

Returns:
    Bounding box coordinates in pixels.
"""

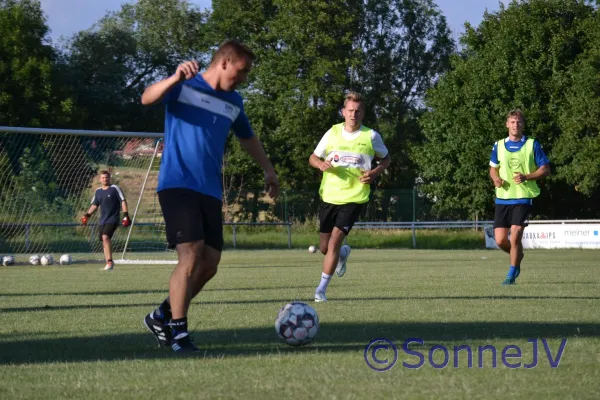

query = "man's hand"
[359,170,378,184]
[81,213,90,226]
[122,213,132,227]
[319,159,333,172]
[264,171,280,199]
[513,172,527,185]
[492,177,505,188]
[174,61,199,82]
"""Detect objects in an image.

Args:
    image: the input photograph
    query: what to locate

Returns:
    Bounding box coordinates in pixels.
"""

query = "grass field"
[1,249,599,399]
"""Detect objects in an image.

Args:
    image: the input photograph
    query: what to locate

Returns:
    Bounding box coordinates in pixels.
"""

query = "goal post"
[0,126,173,263]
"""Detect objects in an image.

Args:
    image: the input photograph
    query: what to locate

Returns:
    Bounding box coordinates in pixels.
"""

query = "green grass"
[1,249,599,399]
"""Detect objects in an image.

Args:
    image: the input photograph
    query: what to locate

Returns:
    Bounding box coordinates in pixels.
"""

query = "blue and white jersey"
[157,74,254,200]
[91,185,126,225]
[489,135,550,205]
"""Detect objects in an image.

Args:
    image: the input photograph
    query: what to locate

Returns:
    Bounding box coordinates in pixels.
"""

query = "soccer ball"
[308,245,317,253]
[275,302,319,346]
[40,254,54,266]
[59,254,72,265]
[2,255,15,266]
[29,255,41,265]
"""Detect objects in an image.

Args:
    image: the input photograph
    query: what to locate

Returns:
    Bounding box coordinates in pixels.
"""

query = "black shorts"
[158,188,224,251]
[493,204,532,228]
[98,224,118,241]
[319,202,364,236]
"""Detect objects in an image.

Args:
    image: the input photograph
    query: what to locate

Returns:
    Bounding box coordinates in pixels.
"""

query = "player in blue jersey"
[81,171,130,271]
[140,40,279,353]
[489,109,550,285]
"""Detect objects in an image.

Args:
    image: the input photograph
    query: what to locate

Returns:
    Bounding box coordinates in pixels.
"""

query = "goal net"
[0,127,175,264]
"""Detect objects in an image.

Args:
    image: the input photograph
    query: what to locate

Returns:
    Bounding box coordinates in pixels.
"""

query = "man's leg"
[323,228,346,276]
[189,244,221,299]
[102,235,112,260]
[494,228,511,253]
[509,225,525,275]
[101,225,116,270]
[319,232,331,255]
[315,203,335,302]
[170,241,204,320]
[162,240,204,353]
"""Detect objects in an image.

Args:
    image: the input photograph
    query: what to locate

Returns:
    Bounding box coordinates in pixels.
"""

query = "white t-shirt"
[313,125,389,159]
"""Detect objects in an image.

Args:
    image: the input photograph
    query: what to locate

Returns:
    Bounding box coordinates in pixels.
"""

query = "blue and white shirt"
[91,185,126,225]
[157,74,254,200]
[489,136,550,205]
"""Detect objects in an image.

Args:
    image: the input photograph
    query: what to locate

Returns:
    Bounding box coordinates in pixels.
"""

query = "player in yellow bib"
[489,109,550,285]
[309,92,391,302]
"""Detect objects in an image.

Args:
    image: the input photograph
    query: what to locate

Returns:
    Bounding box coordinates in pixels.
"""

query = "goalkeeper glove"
[81,213,91,226]
[122,212,131,227]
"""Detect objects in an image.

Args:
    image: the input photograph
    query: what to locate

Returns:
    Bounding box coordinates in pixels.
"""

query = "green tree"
[552,9,600,202]
[59,0,209,132]
[413,0,599,219]
[209,0,453,222]
[354,0,453,189]
[0,0,72,127]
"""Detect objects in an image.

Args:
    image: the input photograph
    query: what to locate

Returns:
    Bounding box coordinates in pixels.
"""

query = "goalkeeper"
[81,170,130,271]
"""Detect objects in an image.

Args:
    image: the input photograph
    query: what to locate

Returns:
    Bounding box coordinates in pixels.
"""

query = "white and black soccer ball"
[2,255,15,266]
[40,254,54,266]
[59,254,72,265]
[275,302,319,346]
[308,245,317,253]
[29,254,41,265]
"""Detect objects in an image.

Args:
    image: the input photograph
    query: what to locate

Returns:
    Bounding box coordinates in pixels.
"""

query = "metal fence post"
[232,224,237,249]
[25,224,30,251]
[287,223,292,249]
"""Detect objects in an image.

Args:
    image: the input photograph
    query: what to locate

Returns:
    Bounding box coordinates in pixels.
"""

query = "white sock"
[316,272,333,294]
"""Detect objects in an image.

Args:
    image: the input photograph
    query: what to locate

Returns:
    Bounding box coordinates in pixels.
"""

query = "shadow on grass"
[0,321,597,365]
[0,286,318,297]
[2,294,600,313]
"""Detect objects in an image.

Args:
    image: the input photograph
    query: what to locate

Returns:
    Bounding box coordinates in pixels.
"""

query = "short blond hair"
[506,109,525,123]
[343,91,364,108]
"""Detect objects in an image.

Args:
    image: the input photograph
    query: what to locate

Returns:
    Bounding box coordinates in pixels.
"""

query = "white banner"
[485,224,600,249]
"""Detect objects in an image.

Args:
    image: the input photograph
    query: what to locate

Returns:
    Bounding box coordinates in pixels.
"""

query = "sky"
[40,0,507,42]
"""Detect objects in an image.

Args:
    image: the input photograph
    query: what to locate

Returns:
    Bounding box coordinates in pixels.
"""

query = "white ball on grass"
[2,255,15,266]
[308,245,317,253]
[59,254,72,265]
[40,254,54,266]
[29,254,41,265]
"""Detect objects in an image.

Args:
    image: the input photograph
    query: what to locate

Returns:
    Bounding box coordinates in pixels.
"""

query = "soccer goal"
[0,126,176,264]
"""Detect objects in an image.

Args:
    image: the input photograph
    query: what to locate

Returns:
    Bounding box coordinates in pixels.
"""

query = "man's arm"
[85,204,98,216]
[121,200,129,213]
[359,154,391,184]
[490,166,504,188]
[309,154,333,172]
[513,164,551,184]
[141,61,199,106]
[237,135,279,199]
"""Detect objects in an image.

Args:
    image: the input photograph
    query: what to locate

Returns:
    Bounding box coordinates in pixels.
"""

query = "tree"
[59,0,209,132]
[209,0,453,221]
[553,9,600,196]
[354,0,453,189]
[413,0,599,219]
[0,0,71,127]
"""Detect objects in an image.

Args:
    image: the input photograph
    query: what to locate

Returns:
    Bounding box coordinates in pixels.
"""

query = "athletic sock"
[316,272,333,294]
[507,265,518,279]
[170,317,188,339]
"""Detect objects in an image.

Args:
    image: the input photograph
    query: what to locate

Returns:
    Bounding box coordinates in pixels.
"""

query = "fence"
[0,221,293,252]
